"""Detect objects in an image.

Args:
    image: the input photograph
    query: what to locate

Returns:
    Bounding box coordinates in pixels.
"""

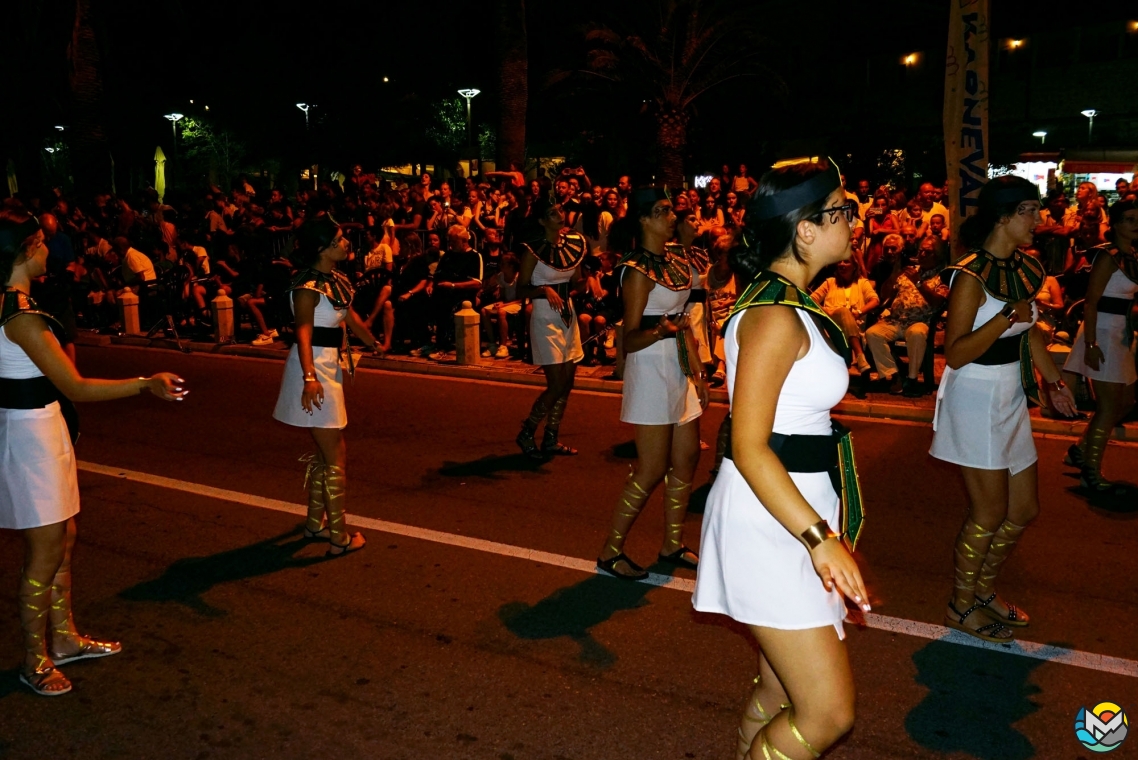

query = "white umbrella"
[154,146,167,203]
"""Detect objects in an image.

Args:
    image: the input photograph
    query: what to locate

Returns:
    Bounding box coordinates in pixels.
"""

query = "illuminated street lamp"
[1081,109,1097,143]
[164,112,184,150]
[296,102,315,129]
[1032,130,1047,145]
[457,88,480,148]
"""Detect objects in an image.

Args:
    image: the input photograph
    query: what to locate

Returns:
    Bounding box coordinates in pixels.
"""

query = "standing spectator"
[917,181,950,229]
[1033,190,1077,276]
[31,213,77,364]
[731,164,758,199]
[429,225,483,358]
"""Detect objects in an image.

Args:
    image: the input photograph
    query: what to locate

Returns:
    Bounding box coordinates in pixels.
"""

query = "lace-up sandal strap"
[596,553,647,580]
[787,708,821,758]
[946,601,1014,643]
[19,662,72,697]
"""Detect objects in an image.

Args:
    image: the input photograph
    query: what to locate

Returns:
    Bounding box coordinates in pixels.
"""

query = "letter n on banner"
[943,0,990,261]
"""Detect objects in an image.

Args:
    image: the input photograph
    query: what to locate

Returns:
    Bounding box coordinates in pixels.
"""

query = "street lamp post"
[1081,109,1097,143]
[457,89,480,149]
[296,102,314,130]
[164,113,184,156]
[1032,131,1047,145]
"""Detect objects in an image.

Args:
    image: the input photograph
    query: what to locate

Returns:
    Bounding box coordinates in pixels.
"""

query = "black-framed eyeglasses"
[820,201,857,224]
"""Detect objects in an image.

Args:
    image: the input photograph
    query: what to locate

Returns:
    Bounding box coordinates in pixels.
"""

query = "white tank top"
[0,320,47,379]
[1103,266,1138,300]
[725,308,848,436]
[290,291,348,328]
[949,271,1037,336]
[620,266,693,316]
[531,259,575,286]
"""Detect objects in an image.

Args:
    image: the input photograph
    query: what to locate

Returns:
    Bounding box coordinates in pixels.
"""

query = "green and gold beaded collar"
[0,288,64,332]
[946,249,1045,303]
[287,267,355,309]
[523,230,587,272]
[685,244,711,276]
[1100,244,1138,285]
[727,270,850,363]
[616,244,692,291]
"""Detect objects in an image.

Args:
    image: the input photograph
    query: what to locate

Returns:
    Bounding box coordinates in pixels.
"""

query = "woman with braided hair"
[1,211,186,696]
[595,189,709,581]
[1062,199,1138,495]
[514,199,587,459]
[931,176,1077,643]
[692,159,871,760]
[273,216,380,556]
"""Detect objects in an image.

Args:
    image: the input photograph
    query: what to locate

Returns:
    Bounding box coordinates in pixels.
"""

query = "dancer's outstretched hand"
[811,539,871,612]
[147,374,188,401]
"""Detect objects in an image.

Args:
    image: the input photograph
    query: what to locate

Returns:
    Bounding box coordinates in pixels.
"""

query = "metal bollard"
[454,300,481,365]
[119,289,141,335]
[212,292,234,343]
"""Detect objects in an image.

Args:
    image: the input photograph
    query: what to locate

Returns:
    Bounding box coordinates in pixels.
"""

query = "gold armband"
[800,520,839,550]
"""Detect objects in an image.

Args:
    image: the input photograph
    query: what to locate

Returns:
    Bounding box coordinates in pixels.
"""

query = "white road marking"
[79,460,1138,678]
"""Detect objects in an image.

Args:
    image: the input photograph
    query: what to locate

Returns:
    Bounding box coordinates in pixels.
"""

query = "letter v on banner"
[944,0,990,261]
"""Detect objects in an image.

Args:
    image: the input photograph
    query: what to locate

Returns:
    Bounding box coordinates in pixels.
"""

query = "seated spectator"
[574,255,609,366]
[362,226,394,272]
[865,194,899,263]
[724,191,745,228]
[897,199,927,237]
[810,250,880,383]
[696,194,724,234]
[1074,209,1105,253]
[113,236,156,288]
[429,225,483,357]
[926,213,949,241]
[865,236,949,397]
[392,236,432,355]
[1023,246,1064,343]
[867,233,904,290]
[480,252,521,359]
[481,227,505,276]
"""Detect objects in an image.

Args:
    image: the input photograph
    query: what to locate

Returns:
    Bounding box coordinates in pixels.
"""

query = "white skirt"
[1064,314,1137,385]
[0,402,81,529]
[272,345,347,429]
[530,300,583,366]
[930,362,1036,475]
[693,458,846,639]
[621,338,702,426]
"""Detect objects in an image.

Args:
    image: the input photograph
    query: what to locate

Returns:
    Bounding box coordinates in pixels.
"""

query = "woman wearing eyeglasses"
[692,160,870,760]
[273,217,380,557]
[931,176,1077,643]
[595,189,709,580]
[514,199,587,459]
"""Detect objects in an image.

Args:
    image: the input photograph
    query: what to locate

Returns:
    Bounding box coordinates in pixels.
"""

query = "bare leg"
[496,308,511,346]
[541,362,578,454]
[597,424,673,577]
[20,521,70,694]
[660,418,701,562]
[1079,380,1135,490]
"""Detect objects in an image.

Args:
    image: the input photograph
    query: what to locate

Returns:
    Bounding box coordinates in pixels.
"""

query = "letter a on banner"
[943,0,990,261]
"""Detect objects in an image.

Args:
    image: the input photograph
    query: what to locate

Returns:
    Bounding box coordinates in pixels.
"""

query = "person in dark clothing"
[430,225,484,356]
[391,239,432,354]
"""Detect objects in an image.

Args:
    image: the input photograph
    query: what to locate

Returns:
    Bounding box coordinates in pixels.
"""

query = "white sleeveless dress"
[620,266,702,426]
[930,278,1038,474]
[530,259,584,366]
[693,308,849,638]
[272,291,349,429]
[1064,266,1138,385]
[0,320,80,529]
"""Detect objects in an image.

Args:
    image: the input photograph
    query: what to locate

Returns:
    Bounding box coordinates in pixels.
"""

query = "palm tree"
[495,0,528,170]
[581,0,781,187]
[67,0,111,195]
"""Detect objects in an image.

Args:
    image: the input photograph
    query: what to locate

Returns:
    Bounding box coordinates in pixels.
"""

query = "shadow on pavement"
[498,564,672,669]
[687,482,711,515]
[905,639,1042,760]
[118,526,329,617]
[610,440,638,460]
[439,453,547,479]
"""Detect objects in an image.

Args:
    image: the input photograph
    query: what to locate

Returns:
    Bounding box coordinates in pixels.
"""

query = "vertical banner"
[943,0,990,260]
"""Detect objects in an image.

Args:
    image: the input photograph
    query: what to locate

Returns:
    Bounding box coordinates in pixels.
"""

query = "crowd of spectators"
[5,162,1134,404]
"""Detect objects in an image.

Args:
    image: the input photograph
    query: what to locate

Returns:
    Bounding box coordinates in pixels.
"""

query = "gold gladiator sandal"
[18,573,71,697]
[975,519,1029,627]
[300,454,330,540]
[596,471,652,580]
[48,565,121,666]
[944,520,1013,643]
[736,676,790,760]
[517,397,548,460]
[324,465,365,556]
[755,708,821,760]
[1080,424,1127,495]
[658,470,698,569]
[540,397,578,455]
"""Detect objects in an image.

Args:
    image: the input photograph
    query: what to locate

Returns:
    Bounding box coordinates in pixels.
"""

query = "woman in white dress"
[931,176,1077,643]
[273,217,380,556]
[596,189,709,581]
[1063,200,1138,494]
[515,199,586,459]
[1,212,185,696]
[692,159,870,760]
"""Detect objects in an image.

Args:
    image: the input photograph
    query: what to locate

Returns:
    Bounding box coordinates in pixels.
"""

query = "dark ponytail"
[959,175,1038,249]
[729,161,833,284]
[0,209,42,286]
[290,215,339,269]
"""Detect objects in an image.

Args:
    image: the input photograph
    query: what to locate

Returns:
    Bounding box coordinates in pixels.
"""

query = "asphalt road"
[1,346,1136,760]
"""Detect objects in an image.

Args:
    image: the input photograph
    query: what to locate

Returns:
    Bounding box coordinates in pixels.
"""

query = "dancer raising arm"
[931,176,1077,642]
[691,159,871,760]
[1,212,186,696]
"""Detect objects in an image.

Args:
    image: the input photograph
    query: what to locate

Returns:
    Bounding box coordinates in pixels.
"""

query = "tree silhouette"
[494,0,528,170]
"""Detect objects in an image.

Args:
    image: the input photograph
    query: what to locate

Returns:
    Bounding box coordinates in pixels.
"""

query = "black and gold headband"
[751,158,841,220]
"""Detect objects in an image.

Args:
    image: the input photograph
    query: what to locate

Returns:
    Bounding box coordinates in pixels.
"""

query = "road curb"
[75,333,1137,442]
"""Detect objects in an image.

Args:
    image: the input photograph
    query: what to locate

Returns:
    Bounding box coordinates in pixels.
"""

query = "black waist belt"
[723,420,846,496]
[687,289,707,304]
[530,282,571,300]
[0,376,80,443]
[310,326,344,348]
[640,314,682,338]
[1096,296,1135,316]
[974,334,1021,366]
